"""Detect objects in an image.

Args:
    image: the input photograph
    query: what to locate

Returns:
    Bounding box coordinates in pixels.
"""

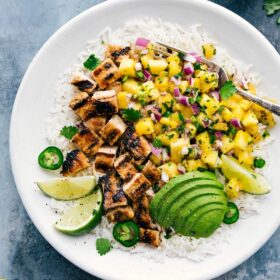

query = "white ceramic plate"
[10,0,280,279]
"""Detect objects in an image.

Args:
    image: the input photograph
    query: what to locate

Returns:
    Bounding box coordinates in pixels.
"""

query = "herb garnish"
[122,108,142,122]
[83,54,101,70]
[264,0,280,24]
[254,157,266,168]
[152,139,163,148]
[60,126,78,139]
[220,81,237,100]
[96,238,112,256]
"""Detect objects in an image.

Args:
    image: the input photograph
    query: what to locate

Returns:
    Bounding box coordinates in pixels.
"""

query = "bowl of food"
[10,0,280,279]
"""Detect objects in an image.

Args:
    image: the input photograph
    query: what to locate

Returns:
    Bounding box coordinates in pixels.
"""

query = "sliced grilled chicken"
[114,153,138,181]
[61,149,90,176]
[100,114,127,145]
[107,81,122,94]
[83,116,106,134]
[133,195,155,229]
[140,228,161,247]
[99,172,127,210]
[72,128,103,156]
[105,45,131,65]
[69,92,94,120]
[92,58,121,89]
[94,146,118,173]
[123,173,151,200]
[106,206,134,223]
[142,160,161,184]
[92,90,118,116]
[121,127,151,163]
[71,73,97,95]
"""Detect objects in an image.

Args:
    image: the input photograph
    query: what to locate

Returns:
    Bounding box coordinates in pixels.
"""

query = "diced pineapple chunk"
[154,122,163,135]
[231,104,245,120]
[157,131,179,146]
[240,99,252,111]
[159,161,179,179]
[199,72,219,93]
[158,93,174,113]
[191,78,201,90]
[220,135,234,154]
[202,43,216,59]
[170,112,181,125]
[168,61,182,78]
[141,54,153,69]
[242,111,258,127]
[225,178,241,199]
[196,131,210,150]
[251,103,275,128]
[135,117,155,135]
[201,148,220,168]
[155,76,169,92]
[170,138,189,163]
[199,93,220,116]
[117,91,130,109]
[213,122,228,131]
[248,83,256,95]
[122,79,141,95]
[237,150,254,167]
[150,154,162,165]
[148,59,168,75]
[160,117,178,129]
[166,55,181,64]
[173,103,193,118]
[234,130,252,150]
[230,94,243,102]
[246,124,261,143]
[179,81,189,93]
[222,108,234,122]
[185,123,197,137]
[183,159,206,172]
[119,58,136,77]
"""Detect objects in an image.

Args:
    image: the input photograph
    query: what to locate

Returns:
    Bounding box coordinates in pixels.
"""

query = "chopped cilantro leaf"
[220,81,237,100]
[122,75,128,83]
[254,157,266,168]
[122,108,142,122]
[174,72,183,79]
[264,0,280,16]
[136,164,144,171]
[153,139,163,148]
[209,134,216,144]
[136,71,144,80]
[262,131,270,138]
[178,52,185,60]
[96,238,112,256]
[83,54,101,70]
[178,113,185,122]
[60,126,78,139]
[162,110,172,118]
[194,63,201,70]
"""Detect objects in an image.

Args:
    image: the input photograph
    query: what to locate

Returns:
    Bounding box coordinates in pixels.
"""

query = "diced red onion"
[183,62,194,75]
[173,87,181,97]
[178,96,190,106]
[162,148,170,161]
[230,118,242,129]
[151,107,162,121]
[183,53,196,63]
[177,163,186,174]
[136,37,150,48]
[135,62,142,71]
[215,131,223,139]
[151,113,156,122]
[161,171,169,182]
[151,145,162,157]
[191,103,200,115]
[144,104,155,111]
[170,76,181,86]
[202,119,211,128]
[241,77,249,90]
[227,150,234,156]
[210,90,220,101]
[143,69,152,81]
[189,51,202,63]
[190,77,195,87]
[181,146,189,155]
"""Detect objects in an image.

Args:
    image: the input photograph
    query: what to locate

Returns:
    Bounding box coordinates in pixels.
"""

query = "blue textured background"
[0,0,279,279]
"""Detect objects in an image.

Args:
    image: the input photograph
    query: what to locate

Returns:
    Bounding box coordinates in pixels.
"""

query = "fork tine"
[155,42,186,55]
[152,48,172,57]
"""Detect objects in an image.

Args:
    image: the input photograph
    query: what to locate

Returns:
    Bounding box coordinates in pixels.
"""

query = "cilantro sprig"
[122,108,142,122]
[83,54,101,70]
[96,238,112,256]
[60,126,78,139]
[220,81,237,100]
[264,0,280,24]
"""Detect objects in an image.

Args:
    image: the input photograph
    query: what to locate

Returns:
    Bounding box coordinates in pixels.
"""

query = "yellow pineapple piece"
[135,118,155,135]
[232,104,245,120]
[155,76,169,92]
[160,117,178,129]
[183,159,206,172]
[196,131,211,150]
[199,72,219,93]
[225,178,241,199]
[179,81,189,93]
[168,61,182,78]
[157,131,179,146]
[220,135,234,154]
[117,91,130,109]
[166,55,181,64]
[119,58,136,77]
[150,154,162,165]
[159,162,179,179]
[141,54,153,69]
[199,93,220,116]
[234,130,252,150]
[158,93,174,113]
[213,122,228,131]
[201,149,220,168]
[242,111,258,127]
[237,150,254,167]
[173,103,193,118]
[248,83,256,95]
[154,122,163,135]
[122,79,141,95]
[202,43,216,59]
[148,59,168,75]
[170,138,189,163]
[185,123,197,138]
[240,99,252,111]
[222,108,234,122]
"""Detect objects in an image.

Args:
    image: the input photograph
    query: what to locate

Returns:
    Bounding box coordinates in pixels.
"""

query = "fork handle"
[236,87,280,116]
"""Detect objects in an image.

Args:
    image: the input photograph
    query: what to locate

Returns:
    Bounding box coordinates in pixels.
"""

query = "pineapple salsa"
[117,38,275,199]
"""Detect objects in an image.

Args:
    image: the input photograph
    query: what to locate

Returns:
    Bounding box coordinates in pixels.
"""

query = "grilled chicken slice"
[106,206,134,223]
[92,90,118,116]
[71,73,97,95]
[142,160,161,184]
[121,127,151,163]
[94,146,118,173]
[123,173,151,200]
[133,195,155,229]
[61,149,90,176]
[114,153,138,181]
[99,172,127,210]
[105,45,131,65]
[69,92,94,120]
[100,114,127,145]
[140,228,161,247]
[92,58,121,89]
[107,81,122,94]
[83,116,106,134]
[72,128,103,156]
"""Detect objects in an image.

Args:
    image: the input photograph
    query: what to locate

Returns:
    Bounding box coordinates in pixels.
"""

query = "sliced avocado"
[150,171,216,219]
[172,192,227,232]
[157,179,224,226]
[179,202,228,236]
[187,208,225,238]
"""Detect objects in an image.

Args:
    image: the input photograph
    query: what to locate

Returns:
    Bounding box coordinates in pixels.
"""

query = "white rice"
[46,18,272,261]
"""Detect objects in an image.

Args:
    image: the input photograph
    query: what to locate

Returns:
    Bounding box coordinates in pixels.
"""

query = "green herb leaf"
[136,71,144,80]
[96,238,112,256]
[194,63,201,70]
[220,81,237,100]
[60,126,78,139]
[152,139,163,148]
[174,72,183,79]
[83,54,101,70]
[178,52,185,60]
[262,131,270,138]
[152,185,161,193]
[264,0,280,16]
[254,157,266,168]
[122,108,142,122]
[209,134,216,144]
[278,16,280,24]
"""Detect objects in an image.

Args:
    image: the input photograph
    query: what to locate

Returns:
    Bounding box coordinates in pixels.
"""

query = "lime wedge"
[37,176,96,200]
[220,155,271,195]
[54,187,103,235]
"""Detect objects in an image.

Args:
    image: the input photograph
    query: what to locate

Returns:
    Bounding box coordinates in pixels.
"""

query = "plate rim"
[9,0,280,279]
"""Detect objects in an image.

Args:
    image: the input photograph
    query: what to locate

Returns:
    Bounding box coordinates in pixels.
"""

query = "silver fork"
[152,41,280,116]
